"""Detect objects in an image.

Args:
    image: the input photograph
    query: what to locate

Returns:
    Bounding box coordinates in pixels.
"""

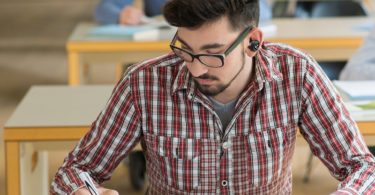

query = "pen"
[79,172,99,195]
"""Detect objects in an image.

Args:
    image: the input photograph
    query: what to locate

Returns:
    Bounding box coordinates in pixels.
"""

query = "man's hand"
[74,187,119,195]
[119,5,144,25]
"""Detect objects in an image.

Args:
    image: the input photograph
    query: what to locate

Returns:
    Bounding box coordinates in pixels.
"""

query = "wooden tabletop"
[4,85,113,141]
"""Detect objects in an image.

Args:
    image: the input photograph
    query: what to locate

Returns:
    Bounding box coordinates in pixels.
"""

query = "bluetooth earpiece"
[248,40,260,52]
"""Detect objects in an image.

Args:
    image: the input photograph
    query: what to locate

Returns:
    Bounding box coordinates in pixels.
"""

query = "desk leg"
[5,141,20,195]
[68,51,80,86]
[20,143,49,195]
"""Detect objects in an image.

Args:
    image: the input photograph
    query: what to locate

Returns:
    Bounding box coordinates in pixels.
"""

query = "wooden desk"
[4,85,113,195]
[67,17,373,85]
[267,17,373,62]
[4,85,375,195]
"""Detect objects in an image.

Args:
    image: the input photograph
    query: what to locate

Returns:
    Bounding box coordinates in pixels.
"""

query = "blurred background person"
[95,0,273,25]
[340,27,375,80]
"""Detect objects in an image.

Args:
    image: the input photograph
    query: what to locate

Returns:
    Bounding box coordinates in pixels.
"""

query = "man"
[52,0,375,194]
[95,0,272,25]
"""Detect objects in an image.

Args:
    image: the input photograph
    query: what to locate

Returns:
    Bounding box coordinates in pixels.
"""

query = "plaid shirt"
[51,43,375,194]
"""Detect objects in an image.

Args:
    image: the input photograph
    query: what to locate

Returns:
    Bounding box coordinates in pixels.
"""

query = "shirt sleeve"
[50,75,142,194]
[299,57,375,194]
[339,27,375,81]
[94,0,134,25]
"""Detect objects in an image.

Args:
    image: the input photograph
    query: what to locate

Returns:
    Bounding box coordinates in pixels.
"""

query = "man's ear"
[245,27,263,57]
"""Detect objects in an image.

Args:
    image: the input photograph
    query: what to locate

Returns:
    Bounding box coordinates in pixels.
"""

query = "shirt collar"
[253,47,283,91]
[171,60,192,94]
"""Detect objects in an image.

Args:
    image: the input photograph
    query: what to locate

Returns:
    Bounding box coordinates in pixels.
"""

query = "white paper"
[333,81,375,101]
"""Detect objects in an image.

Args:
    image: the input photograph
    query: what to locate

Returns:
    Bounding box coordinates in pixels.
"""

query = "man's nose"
[187,59,208,78]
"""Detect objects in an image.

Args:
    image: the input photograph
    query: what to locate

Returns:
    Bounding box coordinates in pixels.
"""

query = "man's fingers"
[98,187,119,195]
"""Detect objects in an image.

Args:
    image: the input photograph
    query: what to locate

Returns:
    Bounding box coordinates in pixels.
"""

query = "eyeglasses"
[170,26,253,68]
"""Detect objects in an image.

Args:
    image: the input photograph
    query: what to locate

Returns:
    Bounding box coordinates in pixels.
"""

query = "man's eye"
[206,50,221,54]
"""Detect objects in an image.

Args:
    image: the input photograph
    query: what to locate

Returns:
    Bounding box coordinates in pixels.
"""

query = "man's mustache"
[194,74,219,80]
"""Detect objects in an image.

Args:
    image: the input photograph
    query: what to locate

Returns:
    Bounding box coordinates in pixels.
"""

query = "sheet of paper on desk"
[333,81,375,101]
[344,100,375,121]
[89,25,159,40]
[355,100,375,110]
[89,20,176,41]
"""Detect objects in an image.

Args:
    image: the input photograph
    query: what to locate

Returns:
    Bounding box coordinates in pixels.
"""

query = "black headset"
[248,39,260,52]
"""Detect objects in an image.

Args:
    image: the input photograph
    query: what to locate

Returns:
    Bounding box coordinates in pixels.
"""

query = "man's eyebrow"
[177,36,225,51]
[176,37,192,50]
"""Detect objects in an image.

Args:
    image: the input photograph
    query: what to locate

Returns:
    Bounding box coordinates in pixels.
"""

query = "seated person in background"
[95,0,273,25]
[340,28,375,80]
[51,0,374,194]
[95,0,165,25]
[340,27,375,155]
[273,0,367,18]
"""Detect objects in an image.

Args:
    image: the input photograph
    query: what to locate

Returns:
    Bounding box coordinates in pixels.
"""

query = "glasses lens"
[199,56,223,67]
[172,47,193,62]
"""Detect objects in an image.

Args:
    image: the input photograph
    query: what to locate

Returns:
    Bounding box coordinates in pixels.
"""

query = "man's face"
[176,17,249,96]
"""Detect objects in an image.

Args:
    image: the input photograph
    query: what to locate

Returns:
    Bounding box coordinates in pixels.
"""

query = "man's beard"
[195,79,228,96]
[194,52,246,96]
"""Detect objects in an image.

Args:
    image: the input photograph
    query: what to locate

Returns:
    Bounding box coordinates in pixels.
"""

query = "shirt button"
[221,180,228,187]
[222,142,230,149]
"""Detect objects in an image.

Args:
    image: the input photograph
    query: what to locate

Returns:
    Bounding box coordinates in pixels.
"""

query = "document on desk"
[334,81,375,121]
[343,100,375,121]
[89,19,176,41]
[333,81,375,101]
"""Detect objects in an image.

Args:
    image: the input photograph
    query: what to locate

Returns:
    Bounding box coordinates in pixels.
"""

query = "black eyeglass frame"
[169,26,253,68]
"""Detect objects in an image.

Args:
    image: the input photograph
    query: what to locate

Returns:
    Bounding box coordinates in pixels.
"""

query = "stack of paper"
[343,100,375,121]
[89,20,176,41]
[89,25,157,40]
[333,81,375,101]
[334,81,375,121]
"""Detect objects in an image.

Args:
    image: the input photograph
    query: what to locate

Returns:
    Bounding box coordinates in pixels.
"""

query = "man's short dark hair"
[163,0,259,30]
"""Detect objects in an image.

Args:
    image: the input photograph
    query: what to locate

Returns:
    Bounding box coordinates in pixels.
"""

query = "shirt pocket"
[244,127,287,187]
[153,136,201,191]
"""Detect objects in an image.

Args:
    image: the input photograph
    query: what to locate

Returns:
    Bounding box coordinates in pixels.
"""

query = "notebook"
[333,81,375,101]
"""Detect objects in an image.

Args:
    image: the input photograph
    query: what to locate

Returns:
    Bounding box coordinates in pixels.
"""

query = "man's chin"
[196,83,227,96]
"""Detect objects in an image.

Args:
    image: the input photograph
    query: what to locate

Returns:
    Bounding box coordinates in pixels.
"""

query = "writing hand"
[73,187,119,195]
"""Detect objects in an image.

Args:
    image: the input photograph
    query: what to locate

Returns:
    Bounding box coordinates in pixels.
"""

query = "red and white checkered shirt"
[51,43,375,194]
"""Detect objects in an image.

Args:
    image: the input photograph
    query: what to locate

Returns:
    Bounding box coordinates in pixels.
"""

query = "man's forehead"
[176,30,228,51]
[176,25,240,50]
[176,16,236,36]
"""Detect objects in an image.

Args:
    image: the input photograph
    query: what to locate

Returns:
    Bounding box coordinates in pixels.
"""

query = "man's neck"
[212,59,255,104]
